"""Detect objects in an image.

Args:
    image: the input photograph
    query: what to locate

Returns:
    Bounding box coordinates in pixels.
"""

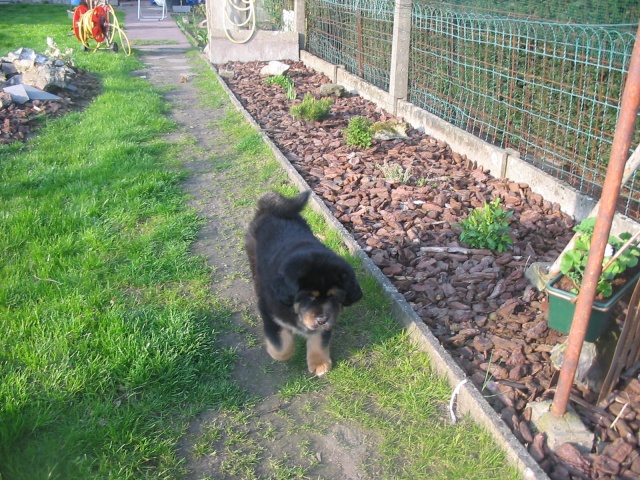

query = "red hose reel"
[72,1,128,53]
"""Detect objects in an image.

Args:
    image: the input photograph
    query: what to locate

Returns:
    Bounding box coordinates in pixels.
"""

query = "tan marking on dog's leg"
[266,329,295,361]
[306,333,332,376]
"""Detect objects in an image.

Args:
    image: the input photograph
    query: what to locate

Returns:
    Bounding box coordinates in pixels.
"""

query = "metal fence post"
[551,20,640,417]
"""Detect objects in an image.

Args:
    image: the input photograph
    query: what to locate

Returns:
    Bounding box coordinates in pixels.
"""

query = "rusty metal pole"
[551,21,640,417]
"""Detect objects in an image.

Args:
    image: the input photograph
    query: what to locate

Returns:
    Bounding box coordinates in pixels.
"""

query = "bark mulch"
[218,59,640,480]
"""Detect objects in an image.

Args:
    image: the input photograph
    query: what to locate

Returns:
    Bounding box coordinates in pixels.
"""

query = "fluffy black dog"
[245,190,362,376]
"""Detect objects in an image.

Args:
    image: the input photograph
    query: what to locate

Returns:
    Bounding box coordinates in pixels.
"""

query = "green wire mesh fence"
[410,5,639,215]
[307,0,395,91]
[305,0,640,221]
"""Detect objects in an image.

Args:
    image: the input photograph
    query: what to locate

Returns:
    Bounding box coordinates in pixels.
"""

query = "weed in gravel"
[458,198,514,253]
[278,374,325,399]
[269,455,308,480]
[192,423,224,457]
[259,421,278,440]
[344,116,373,148]
[265,74,297,100]
[290,94,333,122]
[376,160,413,183]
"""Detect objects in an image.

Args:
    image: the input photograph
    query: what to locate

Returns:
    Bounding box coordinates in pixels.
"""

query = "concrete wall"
[206,0,299,64]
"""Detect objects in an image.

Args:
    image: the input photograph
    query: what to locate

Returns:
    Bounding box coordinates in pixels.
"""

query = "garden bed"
[0,67,100,144]
[218,59,640,480]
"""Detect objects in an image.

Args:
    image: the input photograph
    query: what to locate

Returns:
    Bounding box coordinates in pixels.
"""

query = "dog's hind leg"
[265,324,295,361]
[306,330,332,376]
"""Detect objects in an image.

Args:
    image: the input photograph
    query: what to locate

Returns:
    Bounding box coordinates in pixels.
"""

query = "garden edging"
[199,50,549,480]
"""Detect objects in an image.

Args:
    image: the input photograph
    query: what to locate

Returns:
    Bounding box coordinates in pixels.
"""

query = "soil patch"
[132,49,384,479]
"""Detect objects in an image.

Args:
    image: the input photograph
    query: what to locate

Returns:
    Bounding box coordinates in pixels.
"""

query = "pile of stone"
[0,46,100,144]
[1,47,77,106]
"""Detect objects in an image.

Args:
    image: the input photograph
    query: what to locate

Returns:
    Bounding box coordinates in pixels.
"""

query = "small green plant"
[264,74,296,100]
[284,82,295,100]
[182,4,208,46]
[290,94,333,122]
[560,217,640,298]
[458,198,514,252]
[343,116,373,148]
[376,161,412,184]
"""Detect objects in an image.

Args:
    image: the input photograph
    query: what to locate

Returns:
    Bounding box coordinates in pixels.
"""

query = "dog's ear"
[341,270,363,306]
[272,275,296,306]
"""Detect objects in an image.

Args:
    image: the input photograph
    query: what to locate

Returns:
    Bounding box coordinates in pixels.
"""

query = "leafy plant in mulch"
[458,198,514,253]
[290,94,332,122]
[343,116,373,148]
[264,74,296,100]
[559,217,640,298]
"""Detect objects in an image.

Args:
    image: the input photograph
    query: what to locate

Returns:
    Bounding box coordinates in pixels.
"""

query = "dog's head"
[273,255,362,331]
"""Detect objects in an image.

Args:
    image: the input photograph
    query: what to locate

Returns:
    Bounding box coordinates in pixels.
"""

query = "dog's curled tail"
[257,190,311,218]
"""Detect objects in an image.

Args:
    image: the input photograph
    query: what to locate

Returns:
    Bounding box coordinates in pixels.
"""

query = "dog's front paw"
[308,356,332,377]
[266,328,295,361]
[306,333,332,376]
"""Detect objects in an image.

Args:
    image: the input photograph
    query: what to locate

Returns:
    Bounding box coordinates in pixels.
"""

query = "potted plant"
[546,217,640,341]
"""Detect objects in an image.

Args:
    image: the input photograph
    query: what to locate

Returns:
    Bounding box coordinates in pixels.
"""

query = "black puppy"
[245,190,362,376]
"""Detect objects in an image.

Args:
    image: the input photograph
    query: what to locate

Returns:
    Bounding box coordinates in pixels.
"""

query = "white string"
[449,378,468,424]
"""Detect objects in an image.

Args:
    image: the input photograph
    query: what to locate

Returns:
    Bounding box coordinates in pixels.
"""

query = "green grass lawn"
[0,5,519,479]
[0,5,247,479]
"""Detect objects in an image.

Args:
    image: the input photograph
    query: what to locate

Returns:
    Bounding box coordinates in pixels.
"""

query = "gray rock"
[20,63,70,91]
[0,91,12,108]
[259,60,289,76]
[317,83,345,98]
[3,84,61,104]
[372,120,410,141]
[550,340,597,389]
[218,68,235,80]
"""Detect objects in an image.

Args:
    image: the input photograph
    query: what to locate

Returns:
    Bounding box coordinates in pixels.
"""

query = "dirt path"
[125,20,384,480]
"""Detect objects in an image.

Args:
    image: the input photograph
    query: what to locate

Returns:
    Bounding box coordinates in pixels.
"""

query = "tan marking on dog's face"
[294,289,344,331]
[266,329,295,361]
[300,310,322,330]
[306,333,331,376]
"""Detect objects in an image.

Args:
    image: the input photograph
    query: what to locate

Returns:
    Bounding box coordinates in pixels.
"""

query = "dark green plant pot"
[546,271,640,342]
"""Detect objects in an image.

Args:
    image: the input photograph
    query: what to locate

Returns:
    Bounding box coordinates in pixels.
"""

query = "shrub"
[344,116,373,148]
[290,94,333,122]
[458,198,513,252]
[264,74,296,100]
